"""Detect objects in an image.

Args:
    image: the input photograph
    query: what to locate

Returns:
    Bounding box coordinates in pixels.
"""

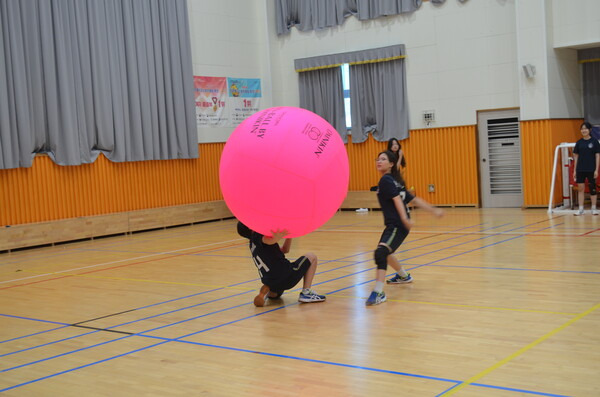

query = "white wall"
[187,0,273,143]
[516,0,584,120]
[552,0,600,49]
[266,0,519,129]
[185,0,595,139]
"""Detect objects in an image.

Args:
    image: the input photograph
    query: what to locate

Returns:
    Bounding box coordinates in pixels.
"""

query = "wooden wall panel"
[346,126,479,206]
[520,119,581,207]
[5,119,581,228]
[0,144,226,226]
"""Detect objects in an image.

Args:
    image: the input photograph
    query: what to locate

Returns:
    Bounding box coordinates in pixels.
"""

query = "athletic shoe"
[387,273,413,284]
[365,291,386,306]
[592,209,599,216]
[574,208,585,216]
[298,289,326,303]
[253,284,270,307]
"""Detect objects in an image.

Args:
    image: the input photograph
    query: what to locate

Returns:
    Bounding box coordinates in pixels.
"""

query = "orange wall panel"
[5,120,577,227]
[0,144,226,226]
[520,119,581,207]
[347,127,479,206]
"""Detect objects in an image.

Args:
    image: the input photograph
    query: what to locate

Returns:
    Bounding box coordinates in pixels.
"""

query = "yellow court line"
[330,293,578,316]
[15,271,254,291]
[439,302,600,396]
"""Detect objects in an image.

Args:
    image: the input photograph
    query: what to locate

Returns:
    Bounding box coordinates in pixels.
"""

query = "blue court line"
[0,314,70,326]
[161,337,571,397]
[0,325,569,397]
[0,221,533,350]
[411,224,561,270]
[0,260,376,358]
[44,219,487,261]
[0,339,170,392]
[0,289,253,359]
[0,296,267,372]
[390,222,564,267]
[436,382,570,397]
[0,325,71,345]
[0,219,543,354]
[327,223,562,293]
[470,382,571,397]
[144,334,463,383]
[0,219,565,392]
[0,285,240,346]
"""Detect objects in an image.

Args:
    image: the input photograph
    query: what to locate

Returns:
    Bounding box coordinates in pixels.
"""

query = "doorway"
[477,109,523,208]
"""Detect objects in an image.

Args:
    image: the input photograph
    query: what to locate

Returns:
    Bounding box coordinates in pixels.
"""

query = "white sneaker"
[574,208,585,216]
[592,209,599,216]
[355,208,369,213]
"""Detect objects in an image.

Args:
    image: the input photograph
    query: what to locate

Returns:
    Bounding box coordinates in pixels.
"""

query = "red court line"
[0,242,245,291]
[579,228,600,237]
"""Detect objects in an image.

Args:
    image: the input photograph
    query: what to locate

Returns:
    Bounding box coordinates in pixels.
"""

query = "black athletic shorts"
[269,256,312,292]
[575,171,596,185]
[378,225,410,253]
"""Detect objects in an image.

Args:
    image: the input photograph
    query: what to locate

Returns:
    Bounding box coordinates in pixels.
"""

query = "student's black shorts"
[270,256,311,292]
[575,171,596,185]
[378,225,410,253]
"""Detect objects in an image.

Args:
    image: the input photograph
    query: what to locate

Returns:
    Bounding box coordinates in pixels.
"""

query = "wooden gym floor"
[0,208,598,396]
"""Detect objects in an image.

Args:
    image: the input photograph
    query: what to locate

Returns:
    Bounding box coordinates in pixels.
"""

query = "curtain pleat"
[0,0,197,170]
[275,0,422,35]
[298,67,347,142]
[350,58,409,143]
[579,48,600,125]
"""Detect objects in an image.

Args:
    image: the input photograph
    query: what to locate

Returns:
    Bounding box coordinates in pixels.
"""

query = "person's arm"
[392,196,413,230]
[573,153,578,180]
[408,196,444,218]
[280,238,292,254]
[397,150,404,170]
[262,229,289,245]
[594,152,599,179]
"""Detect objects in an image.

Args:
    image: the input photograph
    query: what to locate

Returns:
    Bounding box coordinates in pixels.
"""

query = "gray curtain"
[579,48,600,125]
[298,67,347,142]
[355,0,422,20]
[0,0,197,170]
[349,59,409,143]
[295,45,408,143]
[276,0,421,35]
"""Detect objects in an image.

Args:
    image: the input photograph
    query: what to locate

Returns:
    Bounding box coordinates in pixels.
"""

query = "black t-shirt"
[573,138,600,172]
[377,173,414,227]
[248,231,292,287]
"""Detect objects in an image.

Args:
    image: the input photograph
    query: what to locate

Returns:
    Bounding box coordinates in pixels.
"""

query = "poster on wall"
[194,76,228,127]
[227,78,262,127]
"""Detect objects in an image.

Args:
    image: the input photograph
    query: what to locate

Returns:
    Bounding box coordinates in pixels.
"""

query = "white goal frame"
[547,142,576,214]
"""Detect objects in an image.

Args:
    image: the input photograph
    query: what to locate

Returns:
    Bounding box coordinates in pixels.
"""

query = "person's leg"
[590,176,598,214]
[295,253,325,303]
[576,182,585,215]
[253,284,270,307]
[386,254,413,283]
[366,243,390,306]
[300,252,318,289]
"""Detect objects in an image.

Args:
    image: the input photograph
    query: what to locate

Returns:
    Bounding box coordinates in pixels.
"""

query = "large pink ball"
[219,107,349,237]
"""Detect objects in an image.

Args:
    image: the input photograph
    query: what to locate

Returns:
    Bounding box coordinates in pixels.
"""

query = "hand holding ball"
[219,107,349,237]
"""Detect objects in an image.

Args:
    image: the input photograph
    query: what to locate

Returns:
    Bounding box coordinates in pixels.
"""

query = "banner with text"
[194,76,227,127]
[227,78,262,127]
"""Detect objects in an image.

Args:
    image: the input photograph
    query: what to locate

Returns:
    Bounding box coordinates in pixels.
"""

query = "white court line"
[0,238,244,285]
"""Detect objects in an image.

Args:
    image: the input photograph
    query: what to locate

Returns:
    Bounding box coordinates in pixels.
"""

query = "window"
[341,63,352,129]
